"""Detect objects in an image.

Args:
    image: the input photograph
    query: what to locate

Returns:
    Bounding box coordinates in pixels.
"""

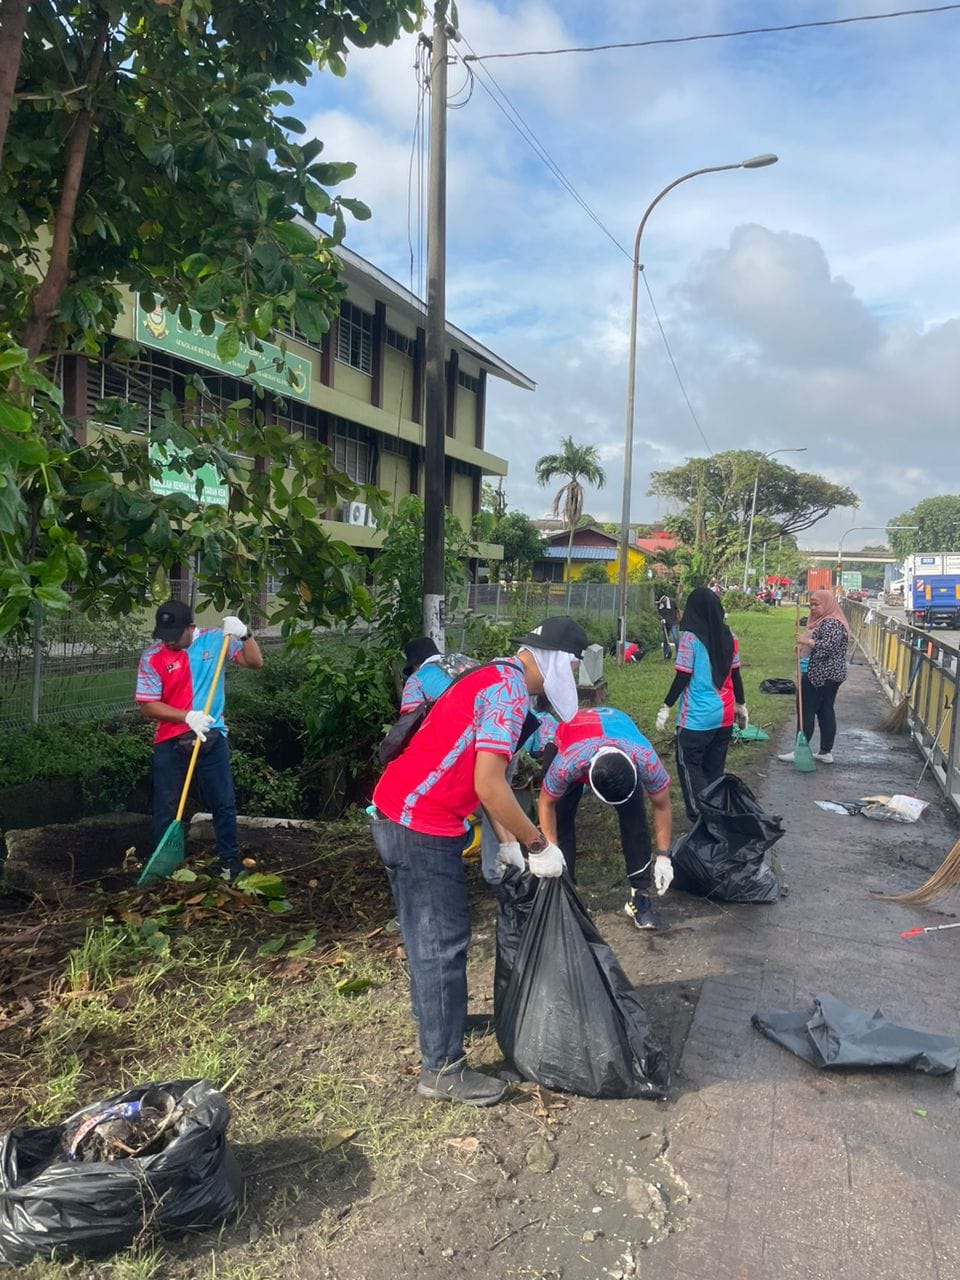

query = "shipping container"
[806,568,833,593]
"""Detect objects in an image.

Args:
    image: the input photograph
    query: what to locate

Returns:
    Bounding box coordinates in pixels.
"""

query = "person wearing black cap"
[537,706,674,930]
[370,615,587,1107]
[136,599,263,880]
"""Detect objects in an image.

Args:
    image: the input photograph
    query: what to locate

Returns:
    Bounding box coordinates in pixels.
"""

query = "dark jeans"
[152,732,238,867]
[801,676,842,753]
[676,726,733,821]
[370,817,470,1071]
[554,784,653,890]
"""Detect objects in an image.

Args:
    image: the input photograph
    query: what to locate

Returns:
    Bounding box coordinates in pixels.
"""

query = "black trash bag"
[0,1079,242,1265]
[759,678,796,695]
[752,992,960,1075]
[672,774,784,903]
[494,869,669,1099]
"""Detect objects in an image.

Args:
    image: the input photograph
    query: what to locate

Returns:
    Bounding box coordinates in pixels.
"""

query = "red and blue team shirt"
[674,632,740,731]
[399,660,455,714]
[374,660,530,837]
[542,707,670,799]
[135,627,244,744]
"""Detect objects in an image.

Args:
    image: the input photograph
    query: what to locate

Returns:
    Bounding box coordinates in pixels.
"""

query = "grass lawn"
[0,608,799,1279]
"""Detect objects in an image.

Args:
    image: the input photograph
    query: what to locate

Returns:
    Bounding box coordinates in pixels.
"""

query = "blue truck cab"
[904,554,960,628]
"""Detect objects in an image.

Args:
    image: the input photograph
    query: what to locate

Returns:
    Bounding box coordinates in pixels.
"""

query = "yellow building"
[533,528,646,583]
[61,244,532,581]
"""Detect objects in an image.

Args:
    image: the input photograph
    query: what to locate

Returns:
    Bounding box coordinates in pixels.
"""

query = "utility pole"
[422,8,449,650]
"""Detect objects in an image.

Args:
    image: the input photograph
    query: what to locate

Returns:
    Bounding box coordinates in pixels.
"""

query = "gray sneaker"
[418,1058,508,1107]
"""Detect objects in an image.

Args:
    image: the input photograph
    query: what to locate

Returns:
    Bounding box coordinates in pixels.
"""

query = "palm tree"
[535,437,606,601]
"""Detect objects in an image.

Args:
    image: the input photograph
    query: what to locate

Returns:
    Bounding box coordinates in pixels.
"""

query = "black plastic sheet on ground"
[494,869,669,1099]
[0,1079,242,1265]
[752,993,960,1075]
[671,774,784,903]
[759,678,796,695]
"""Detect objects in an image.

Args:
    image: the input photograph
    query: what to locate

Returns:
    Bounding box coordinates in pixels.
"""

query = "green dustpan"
[138,632,231,886]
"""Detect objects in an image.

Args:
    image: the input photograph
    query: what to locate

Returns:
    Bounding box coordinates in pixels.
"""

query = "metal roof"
[542,546,618,561]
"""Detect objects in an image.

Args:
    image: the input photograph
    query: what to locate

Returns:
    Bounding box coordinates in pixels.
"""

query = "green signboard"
[841,570,862,590]
[137,303,312,401]
[149,441,229,505]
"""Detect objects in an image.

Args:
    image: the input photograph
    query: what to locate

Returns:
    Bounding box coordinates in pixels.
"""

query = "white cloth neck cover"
[519,645,579,722]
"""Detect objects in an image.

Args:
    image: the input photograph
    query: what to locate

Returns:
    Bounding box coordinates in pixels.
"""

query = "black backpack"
[378,659,535,766]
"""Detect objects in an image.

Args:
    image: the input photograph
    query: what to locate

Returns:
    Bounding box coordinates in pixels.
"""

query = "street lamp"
[742,446,806,592]
[616,154,779,660]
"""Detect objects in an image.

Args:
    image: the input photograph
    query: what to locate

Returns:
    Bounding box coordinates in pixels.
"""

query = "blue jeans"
[370,816,470,1071]
[152,732,239,868]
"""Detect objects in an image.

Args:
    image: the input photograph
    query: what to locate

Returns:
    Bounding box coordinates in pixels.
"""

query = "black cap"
[510,616,588,660]
[153,599,194,643]
[402,636,441,679]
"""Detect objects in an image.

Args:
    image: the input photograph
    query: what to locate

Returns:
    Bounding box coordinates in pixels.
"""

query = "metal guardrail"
[845,600,960,814]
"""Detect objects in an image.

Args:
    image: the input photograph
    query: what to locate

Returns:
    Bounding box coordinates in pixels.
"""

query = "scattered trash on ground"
[671,775,783,904]
[759,678,796,695]
[815,795,928,822]
[752,992,960,1075]
[0,1080,241,1265]
[494,870,669,1099]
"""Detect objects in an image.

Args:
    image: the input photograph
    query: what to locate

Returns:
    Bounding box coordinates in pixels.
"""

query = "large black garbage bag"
[759,678,796,695]
[752,993,959,1075]
[494,869,669,1099]
[0,1079,242,1265]
[672,774,784,903]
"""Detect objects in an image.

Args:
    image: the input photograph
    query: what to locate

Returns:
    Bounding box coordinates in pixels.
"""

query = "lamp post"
[836,524,919,593]
[616,154,778,660]
[741,446,806,592]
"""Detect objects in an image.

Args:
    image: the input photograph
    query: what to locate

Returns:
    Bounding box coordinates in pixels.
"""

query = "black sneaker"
[417,1059,508,1107]
[624,892,657,930]
[220,861,245,884]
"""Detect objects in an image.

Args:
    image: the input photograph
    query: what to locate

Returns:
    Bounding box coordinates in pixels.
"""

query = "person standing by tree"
[136,600,263,881]
[655,587,748,820]
[778,590,849,765]
[657,592,680,658]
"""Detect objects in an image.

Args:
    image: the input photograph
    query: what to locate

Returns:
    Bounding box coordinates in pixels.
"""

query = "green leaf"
[273,221,317,255]
[171,868,198,882]
[257,934,287,956]
[335,976,375,996]
[216,328,241,362]
[339,197,372,221]
[287,929,317,957]
[266,898,293,913]
[238,872,289,899]
[0,348,27,373]
[0,400,32,433]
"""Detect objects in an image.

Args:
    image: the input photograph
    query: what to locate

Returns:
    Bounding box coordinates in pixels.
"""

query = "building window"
[336,301,373,374]
[452,458,473,477]
[86,349,176,433]
[332,419,372,484]
[386,327,414,356]
[457,369,480,393]
[272,396,321,442]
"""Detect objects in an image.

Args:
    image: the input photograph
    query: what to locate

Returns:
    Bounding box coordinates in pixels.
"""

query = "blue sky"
[293,1,960,550]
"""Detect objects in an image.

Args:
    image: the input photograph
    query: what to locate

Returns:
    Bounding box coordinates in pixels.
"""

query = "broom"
[138,631,231,886]
[873,838,960,906]
[793,644,816,772]
[880,637,922,734]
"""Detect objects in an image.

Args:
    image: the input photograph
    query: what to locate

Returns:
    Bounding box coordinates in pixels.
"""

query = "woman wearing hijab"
[655,586,748,821]
[778,589,849,765]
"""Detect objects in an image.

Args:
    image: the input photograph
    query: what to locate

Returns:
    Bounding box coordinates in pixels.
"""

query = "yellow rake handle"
[174,630,232,823]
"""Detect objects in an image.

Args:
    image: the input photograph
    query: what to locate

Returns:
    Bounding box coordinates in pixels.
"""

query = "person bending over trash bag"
[370,616,588,1108]
[655,586,748,822]
[537,707,674,931]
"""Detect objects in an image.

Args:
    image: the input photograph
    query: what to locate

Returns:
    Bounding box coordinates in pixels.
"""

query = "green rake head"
[138,820,186,886]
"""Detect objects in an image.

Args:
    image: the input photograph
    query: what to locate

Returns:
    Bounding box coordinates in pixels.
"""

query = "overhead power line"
[463,4,960,62]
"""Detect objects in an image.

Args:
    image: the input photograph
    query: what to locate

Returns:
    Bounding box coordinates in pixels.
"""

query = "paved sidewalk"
[653,658,960,1279]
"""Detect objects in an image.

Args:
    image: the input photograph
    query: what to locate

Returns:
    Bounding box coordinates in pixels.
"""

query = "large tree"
[492,510,543,581]
[650,450,858,584]
[0,0,424,637]
[535,436,606,591]
[888,496,960,558]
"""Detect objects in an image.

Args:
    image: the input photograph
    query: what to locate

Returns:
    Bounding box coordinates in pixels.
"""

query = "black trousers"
[801,676,841,753]
[676,726,733,821]
[554,784,652,890]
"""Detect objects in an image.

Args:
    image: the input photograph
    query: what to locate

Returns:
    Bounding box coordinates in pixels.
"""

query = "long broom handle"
[174,630,232,823]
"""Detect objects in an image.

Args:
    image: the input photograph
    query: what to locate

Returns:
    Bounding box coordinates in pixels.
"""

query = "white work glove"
[185,710,215,741]
[495,841,525,872]
[527,841,565,879]
[221,615,247,638]
[653,854,674,897]
[735,704,749,730]
[655,704,671,733]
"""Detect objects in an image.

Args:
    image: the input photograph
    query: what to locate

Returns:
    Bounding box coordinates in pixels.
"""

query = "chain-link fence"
[452,580,653,625]
[846,600,960,814]
[0,611,151,731]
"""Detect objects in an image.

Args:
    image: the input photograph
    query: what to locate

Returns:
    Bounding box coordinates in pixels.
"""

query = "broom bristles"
[873,837,960,905]
[879,696,910,734]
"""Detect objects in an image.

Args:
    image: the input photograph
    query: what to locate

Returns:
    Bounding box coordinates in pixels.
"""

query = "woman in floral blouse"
[778,589,849,765]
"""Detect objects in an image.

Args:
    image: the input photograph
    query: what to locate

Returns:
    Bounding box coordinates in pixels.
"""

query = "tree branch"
[0,0,31,169]
[22,17,110,360]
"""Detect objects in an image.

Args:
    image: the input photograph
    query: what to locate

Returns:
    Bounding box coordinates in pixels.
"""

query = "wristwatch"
[527,831,548,854]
